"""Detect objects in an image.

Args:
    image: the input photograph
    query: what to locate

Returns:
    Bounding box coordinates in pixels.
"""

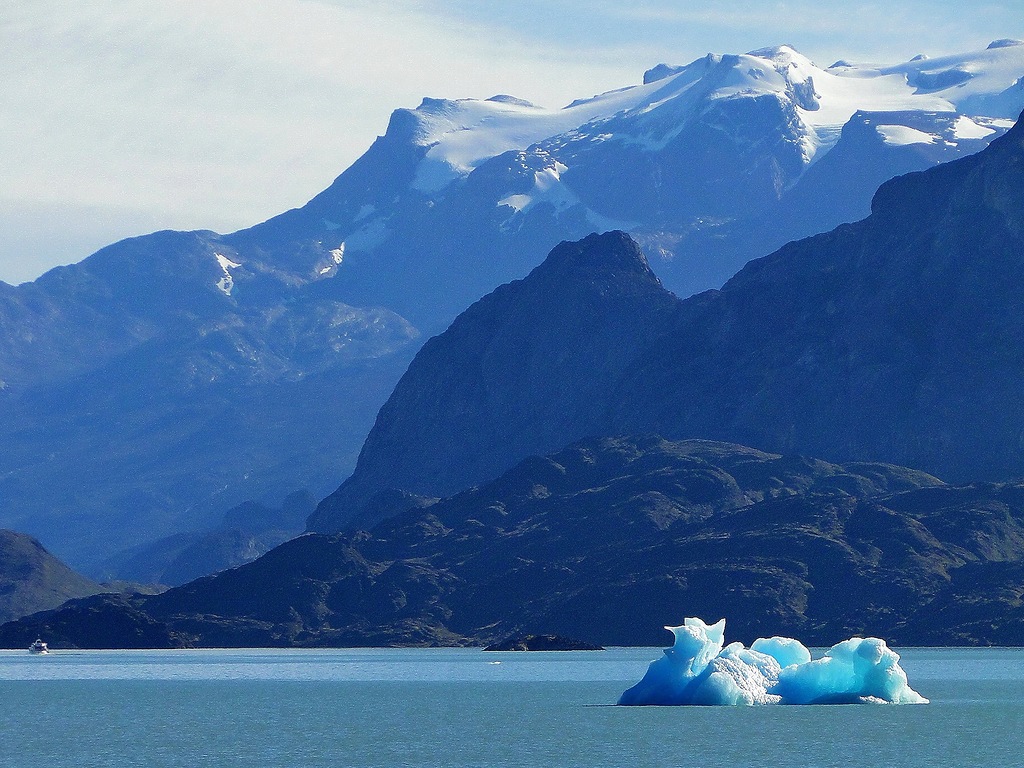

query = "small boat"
[28,639,49,654]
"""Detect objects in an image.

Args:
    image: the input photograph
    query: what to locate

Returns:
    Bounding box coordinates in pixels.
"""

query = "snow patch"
[497,158,637,233]
[214,253,241,296]
[497,194,532,212]
[397,41,1022,195]
[317,243,346,276]
[498,161,576,215]
[876,124,938,146]
[216,253,241,270]
[882,43,1024,111]
[953,115,996,139]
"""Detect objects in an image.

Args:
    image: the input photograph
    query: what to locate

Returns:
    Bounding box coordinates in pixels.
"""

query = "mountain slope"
[94,491,315,587]
[0,530,106,624]
[0,226,418,567]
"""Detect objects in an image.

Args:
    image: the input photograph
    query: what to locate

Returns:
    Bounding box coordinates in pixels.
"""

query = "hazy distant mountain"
[97,491,316,587]
[9,437,1024,648]
[0,530,105,624]
[313,112,1024,531]
[1,42,1021,568]
[0,229,418,567]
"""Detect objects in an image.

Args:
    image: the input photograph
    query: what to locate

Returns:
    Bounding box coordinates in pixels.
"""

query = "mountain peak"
[989,39,1024,50]
[746,44,808,63]
[308,232,680,533]
[485,94,539,108]
[533,230,657,283]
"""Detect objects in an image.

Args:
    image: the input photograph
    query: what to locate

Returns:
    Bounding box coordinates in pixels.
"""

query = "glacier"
[618,617,927,706]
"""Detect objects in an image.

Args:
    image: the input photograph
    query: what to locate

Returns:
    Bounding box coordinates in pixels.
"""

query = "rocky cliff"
[313,114,1024,533]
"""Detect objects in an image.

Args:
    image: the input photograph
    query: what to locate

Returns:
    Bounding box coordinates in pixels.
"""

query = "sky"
[1,0,1021,285]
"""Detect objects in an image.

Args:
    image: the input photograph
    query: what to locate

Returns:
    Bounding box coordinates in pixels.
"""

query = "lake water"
[2,647,1023,767]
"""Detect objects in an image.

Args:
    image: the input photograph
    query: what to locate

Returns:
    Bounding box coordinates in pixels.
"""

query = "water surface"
[2,647,1022,767]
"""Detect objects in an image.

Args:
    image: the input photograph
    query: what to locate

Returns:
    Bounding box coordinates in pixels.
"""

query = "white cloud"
[0,0,640,283]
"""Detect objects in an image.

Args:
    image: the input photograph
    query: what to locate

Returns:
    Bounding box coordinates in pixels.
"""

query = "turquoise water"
[1,647,1023,767]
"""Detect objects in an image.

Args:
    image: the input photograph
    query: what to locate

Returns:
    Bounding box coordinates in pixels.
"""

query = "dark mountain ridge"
[7,436,1024,649]
[313,113,1024,533]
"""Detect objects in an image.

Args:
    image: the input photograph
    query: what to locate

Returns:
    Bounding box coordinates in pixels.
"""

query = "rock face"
[313,114,1024,532]
[0,530,106,624]
[310,231,680,531]
[10,437,1024,648]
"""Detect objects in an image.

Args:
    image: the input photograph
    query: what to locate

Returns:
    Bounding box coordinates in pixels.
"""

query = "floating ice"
[618,617,927,706]
[751,635,812,669]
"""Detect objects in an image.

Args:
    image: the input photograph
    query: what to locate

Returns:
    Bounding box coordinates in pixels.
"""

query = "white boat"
[28,639,49,654]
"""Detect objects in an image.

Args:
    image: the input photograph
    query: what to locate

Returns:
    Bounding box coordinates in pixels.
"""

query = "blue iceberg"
[618,617,927,706]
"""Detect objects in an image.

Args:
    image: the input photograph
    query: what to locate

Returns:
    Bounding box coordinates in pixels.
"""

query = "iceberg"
[618,617,927,706]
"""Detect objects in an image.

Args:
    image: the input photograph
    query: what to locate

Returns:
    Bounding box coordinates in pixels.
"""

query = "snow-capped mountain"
[1,41,1021,570]
[249,41,1024,325]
